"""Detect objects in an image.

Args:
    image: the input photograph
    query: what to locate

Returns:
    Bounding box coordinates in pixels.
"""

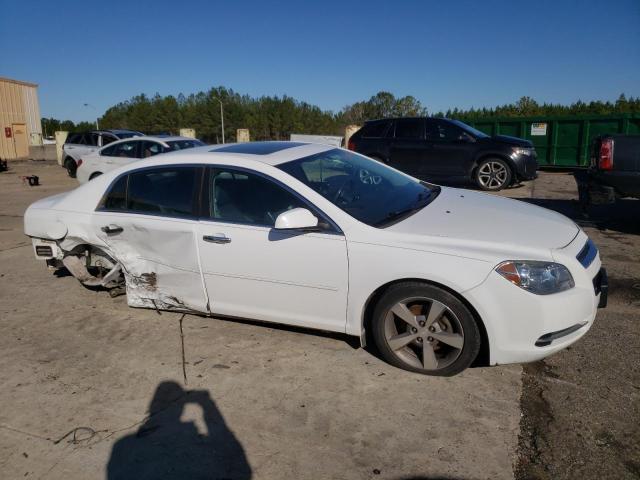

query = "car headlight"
[496,261,574,295]
[513,147,532,156]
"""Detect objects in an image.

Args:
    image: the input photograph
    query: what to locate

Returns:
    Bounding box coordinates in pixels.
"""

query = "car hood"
[386,187,579,252]
[482,135,533,147]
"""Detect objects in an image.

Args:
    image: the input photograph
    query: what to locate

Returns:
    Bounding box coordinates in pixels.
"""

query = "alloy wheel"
[478,161,508,189]
[383,297,464,371]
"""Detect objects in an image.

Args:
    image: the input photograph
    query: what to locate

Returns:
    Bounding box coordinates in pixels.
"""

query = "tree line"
[435,94,640,121]
[42,90,640,142]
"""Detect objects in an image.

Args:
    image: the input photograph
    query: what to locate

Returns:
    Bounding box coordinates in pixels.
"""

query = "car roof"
[103,129,143,135]
[140,141,337,167]
[365,117,452,123]
[66,129,143,137]
[140,135,198,143]
[210,141,306,155]
[104,135,198,145]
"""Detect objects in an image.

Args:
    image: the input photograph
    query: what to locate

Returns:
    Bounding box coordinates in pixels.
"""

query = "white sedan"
[24,142,607,376]
[76,135,205,184]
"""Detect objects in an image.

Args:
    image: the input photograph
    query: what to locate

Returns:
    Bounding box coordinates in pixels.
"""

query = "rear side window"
[127,167,199,217]
[101,143,118,156]
[101,175,128,211]
[66,133,82,144]
[103,140,140,158]
[358,121,390,138]
[394,119,424,140]
[166,139,205,150]
[72,133,94,145]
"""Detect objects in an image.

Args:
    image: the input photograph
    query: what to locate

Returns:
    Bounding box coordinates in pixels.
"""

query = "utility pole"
[83,103,99,130]
[213,97,225,143]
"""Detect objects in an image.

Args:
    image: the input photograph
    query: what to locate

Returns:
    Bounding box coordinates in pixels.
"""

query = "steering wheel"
[358,169,382,185]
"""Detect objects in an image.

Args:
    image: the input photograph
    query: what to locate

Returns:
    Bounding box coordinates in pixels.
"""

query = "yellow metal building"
[0,77,43,160]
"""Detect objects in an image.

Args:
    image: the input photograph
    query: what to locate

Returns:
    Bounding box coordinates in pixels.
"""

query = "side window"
[101,134,117,146]
[100,175,128,211]
[109,141,140,159]
[66,133,81,145]
[394,119,424,140]
[128,166,198,217]
[140,141,164,158]
[359,121,390,138]
[88,133,100,146]
[428,120,464,142]
[166,140,206,151]
[100,143,118,156]
[209,168,306,227]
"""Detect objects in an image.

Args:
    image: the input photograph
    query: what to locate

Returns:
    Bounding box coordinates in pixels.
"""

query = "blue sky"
[1,0,639,122]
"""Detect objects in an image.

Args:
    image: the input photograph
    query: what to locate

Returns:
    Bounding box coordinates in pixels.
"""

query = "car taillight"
[347,138,355,151]
[598,138,614,170]
[77,159,83,168]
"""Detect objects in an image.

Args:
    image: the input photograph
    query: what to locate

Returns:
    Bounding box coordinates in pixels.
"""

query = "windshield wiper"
[376,190,436,228]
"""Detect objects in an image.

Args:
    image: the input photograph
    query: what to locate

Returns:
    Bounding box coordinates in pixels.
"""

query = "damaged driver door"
[92,165,209,313]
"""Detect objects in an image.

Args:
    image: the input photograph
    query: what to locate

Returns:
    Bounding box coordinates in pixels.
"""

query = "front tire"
[371,282,481,376]
[64,157,77,178]
[475,158,512,191]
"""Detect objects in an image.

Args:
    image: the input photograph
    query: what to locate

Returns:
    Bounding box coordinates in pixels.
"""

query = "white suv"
[62,129,143,177]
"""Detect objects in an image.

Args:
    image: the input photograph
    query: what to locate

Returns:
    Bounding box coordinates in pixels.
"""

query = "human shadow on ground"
[107,380,251,480]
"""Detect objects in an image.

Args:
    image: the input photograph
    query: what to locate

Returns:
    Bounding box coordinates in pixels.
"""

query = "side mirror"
[275,208,319,231]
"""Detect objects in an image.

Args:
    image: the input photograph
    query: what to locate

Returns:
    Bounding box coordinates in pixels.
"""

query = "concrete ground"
[0,160,637,480]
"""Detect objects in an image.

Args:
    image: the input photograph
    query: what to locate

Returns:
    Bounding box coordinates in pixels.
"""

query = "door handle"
[101,224,123,234]
[203,234,231,244]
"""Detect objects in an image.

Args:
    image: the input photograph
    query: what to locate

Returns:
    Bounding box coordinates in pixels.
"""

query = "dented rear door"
[92,166,209,313]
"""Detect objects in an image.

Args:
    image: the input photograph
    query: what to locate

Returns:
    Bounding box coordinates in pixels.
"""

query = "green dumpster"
[463,114,640,168]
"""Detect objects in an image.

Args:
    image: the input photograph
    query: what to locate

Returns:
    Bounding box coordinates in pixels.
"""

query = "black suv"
[348,117,538,190]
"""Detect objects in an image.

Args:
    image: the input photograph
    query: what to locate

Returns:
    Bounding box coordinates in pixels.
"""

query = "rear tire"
[371,282,481,376]
[64,157,77,178]
[475,158,512,191]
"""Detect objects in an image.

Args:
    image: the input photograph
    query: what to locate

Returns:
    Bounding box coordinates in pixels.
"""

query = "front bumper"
[513,153,539,180]
[462,233,603,365]
[594,267,608,308]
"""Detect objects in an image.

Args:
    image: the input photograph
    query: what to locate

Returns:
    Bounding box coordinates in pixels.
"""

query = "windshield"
[166,139,205,150]
[450,120,489,138]
[278,149,439,227]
